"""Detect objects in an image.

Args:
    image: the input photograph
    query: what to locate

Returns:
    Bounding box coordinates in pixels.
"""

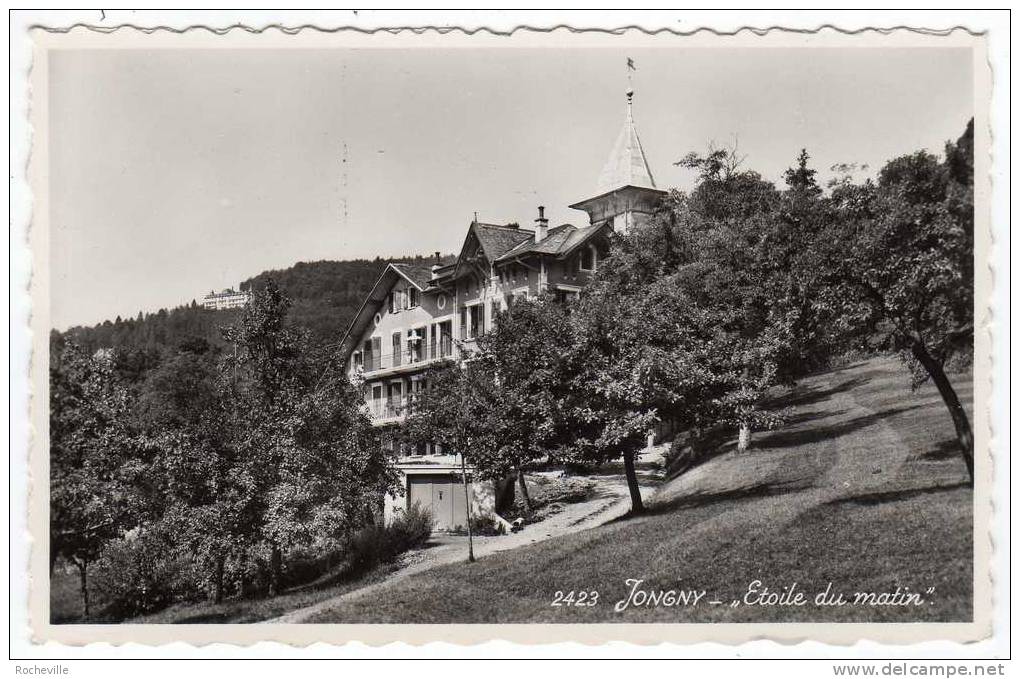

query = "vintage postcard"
[22,22,994,649]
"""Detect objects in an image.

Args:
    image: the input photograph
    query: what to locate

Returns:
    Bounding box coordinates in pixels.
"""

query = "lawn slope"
[300,356,974,623]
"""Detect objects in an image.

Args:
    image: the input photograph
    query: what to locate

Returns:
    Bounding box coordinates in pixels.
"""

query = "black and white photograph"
[13,14,1004,660]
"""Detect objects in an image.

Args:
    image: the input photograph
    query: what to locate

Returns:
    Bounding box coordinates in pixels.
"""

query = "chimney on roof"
[535,205,548,242]
[431,251,442,278]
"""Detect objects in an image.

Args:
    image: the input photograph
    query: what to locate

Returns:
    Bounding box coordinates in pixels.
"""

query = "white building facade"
[201,288,250,311]
[338,89,666,531]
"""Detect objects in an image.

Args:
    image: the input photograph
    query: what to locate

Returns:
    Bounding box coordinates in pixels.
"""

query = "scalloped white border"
[9,10,1008,660]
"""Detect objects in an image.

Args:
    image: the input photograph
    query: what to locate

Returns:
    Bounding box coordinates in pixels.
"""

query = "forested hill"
[55,254,451,361]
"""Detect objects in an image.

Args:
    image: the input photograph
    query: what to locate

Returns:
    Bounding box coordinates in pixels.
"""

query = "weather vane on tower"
[626,57,636,113]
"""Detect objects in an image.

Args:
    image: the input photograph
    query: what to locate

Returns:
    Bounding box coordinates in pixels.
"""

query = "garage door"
[407,474,469,531]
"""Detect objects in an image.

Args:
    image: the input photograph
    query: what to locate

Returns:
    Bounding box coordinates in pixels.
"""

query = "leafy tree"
[676,140,746,183]
[50,344,140,619]
[817,121,975,482]
[667,149,830,450]
[217,278,397,593]
[402,360,495,560]
[573,145,835,479]
[561,270,731,513]
[264,346,398,570]
[133,348,219,430]
[129,279,396,603]
[471,297,571,509]
[676,142,777,222]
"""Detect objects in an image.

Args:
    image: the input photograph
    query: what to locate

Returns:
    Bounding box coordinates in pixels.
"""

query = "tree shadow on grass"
[824,480,971,508]
[766,376,871,410]
[616,477,815,522]
[754,405,923,450]
[913,439,962,462]
[779,408,851,427]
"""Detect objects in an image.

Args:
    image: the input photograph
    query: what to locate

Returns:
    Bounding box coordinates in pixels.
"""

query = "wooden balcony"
[355,337,455,378]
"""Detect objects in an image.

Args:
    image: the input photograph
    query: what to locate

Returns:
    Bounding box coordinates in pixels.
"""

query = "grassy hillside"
[299,356,973,623]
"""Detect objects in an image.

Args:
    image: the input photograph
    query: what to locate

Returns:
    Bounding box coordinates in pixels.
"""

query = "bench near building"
[338,89,666,531]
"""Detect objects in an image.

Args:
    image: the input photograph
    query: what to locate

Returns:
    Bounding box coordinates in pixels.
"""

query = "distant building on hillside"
[201,287,250,311]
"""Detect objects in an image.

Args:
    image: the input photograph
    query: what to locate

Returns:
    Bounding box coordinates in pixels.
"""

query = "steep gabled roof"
[452,221,534,280]
[473,222,534,261]
[495,222,611,263]
[391,262,433,290]
[338,263,425,359]
[597,92,657,194]
[496,224,571,260]
[557,223,611,257]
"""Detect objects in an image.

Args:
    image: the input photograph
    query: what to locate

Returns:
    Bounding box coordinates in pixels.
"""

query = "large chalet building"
[339,89,666,530]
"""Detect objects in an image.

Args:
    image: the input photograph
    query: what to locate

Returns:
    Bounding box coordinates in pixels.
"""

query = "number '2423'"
[551,590,599,606]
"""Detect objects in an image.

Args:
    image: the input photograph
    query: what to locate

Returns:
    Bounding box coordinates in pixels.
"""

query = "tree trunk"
[737,422,751,453]
[268,543,283,597]
[516,468,532,511]
[239,552,251,598]
[623,449,644,514]
[460,454,475,563]
[213,555,225,604]
[911,341,974,485]
[76,560,90,621]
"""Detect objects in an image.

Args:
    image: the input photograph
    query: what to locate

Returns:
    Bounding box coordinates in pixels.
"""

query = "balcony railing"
[368,393,435,421]
[369,397,406,420]
[356,337,454,374]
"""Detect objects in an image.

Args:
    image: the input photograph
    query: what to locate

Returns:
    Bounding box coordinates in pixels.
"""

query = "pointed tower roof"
[596,88,657,193]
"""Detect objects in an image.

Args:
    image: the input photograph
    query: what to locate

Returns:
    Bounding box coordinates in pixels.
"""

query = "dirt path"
[269,462,660,624]
[261,358,972,624]
[272,367,917,625]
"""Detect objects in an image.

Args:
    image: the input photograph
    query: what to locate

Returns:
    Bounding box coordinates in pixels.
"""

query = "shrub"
[664,426,731,479]
[469,514,503,536]
[345,504,432,573]
[391,502,433,548]
[91,526,203,620]
[278,546,345,591]
[563,460,596,475]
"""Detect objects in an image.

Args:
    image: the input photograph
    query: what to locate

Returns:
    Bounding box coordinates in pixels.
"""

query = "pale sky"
[49,47,973,330]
